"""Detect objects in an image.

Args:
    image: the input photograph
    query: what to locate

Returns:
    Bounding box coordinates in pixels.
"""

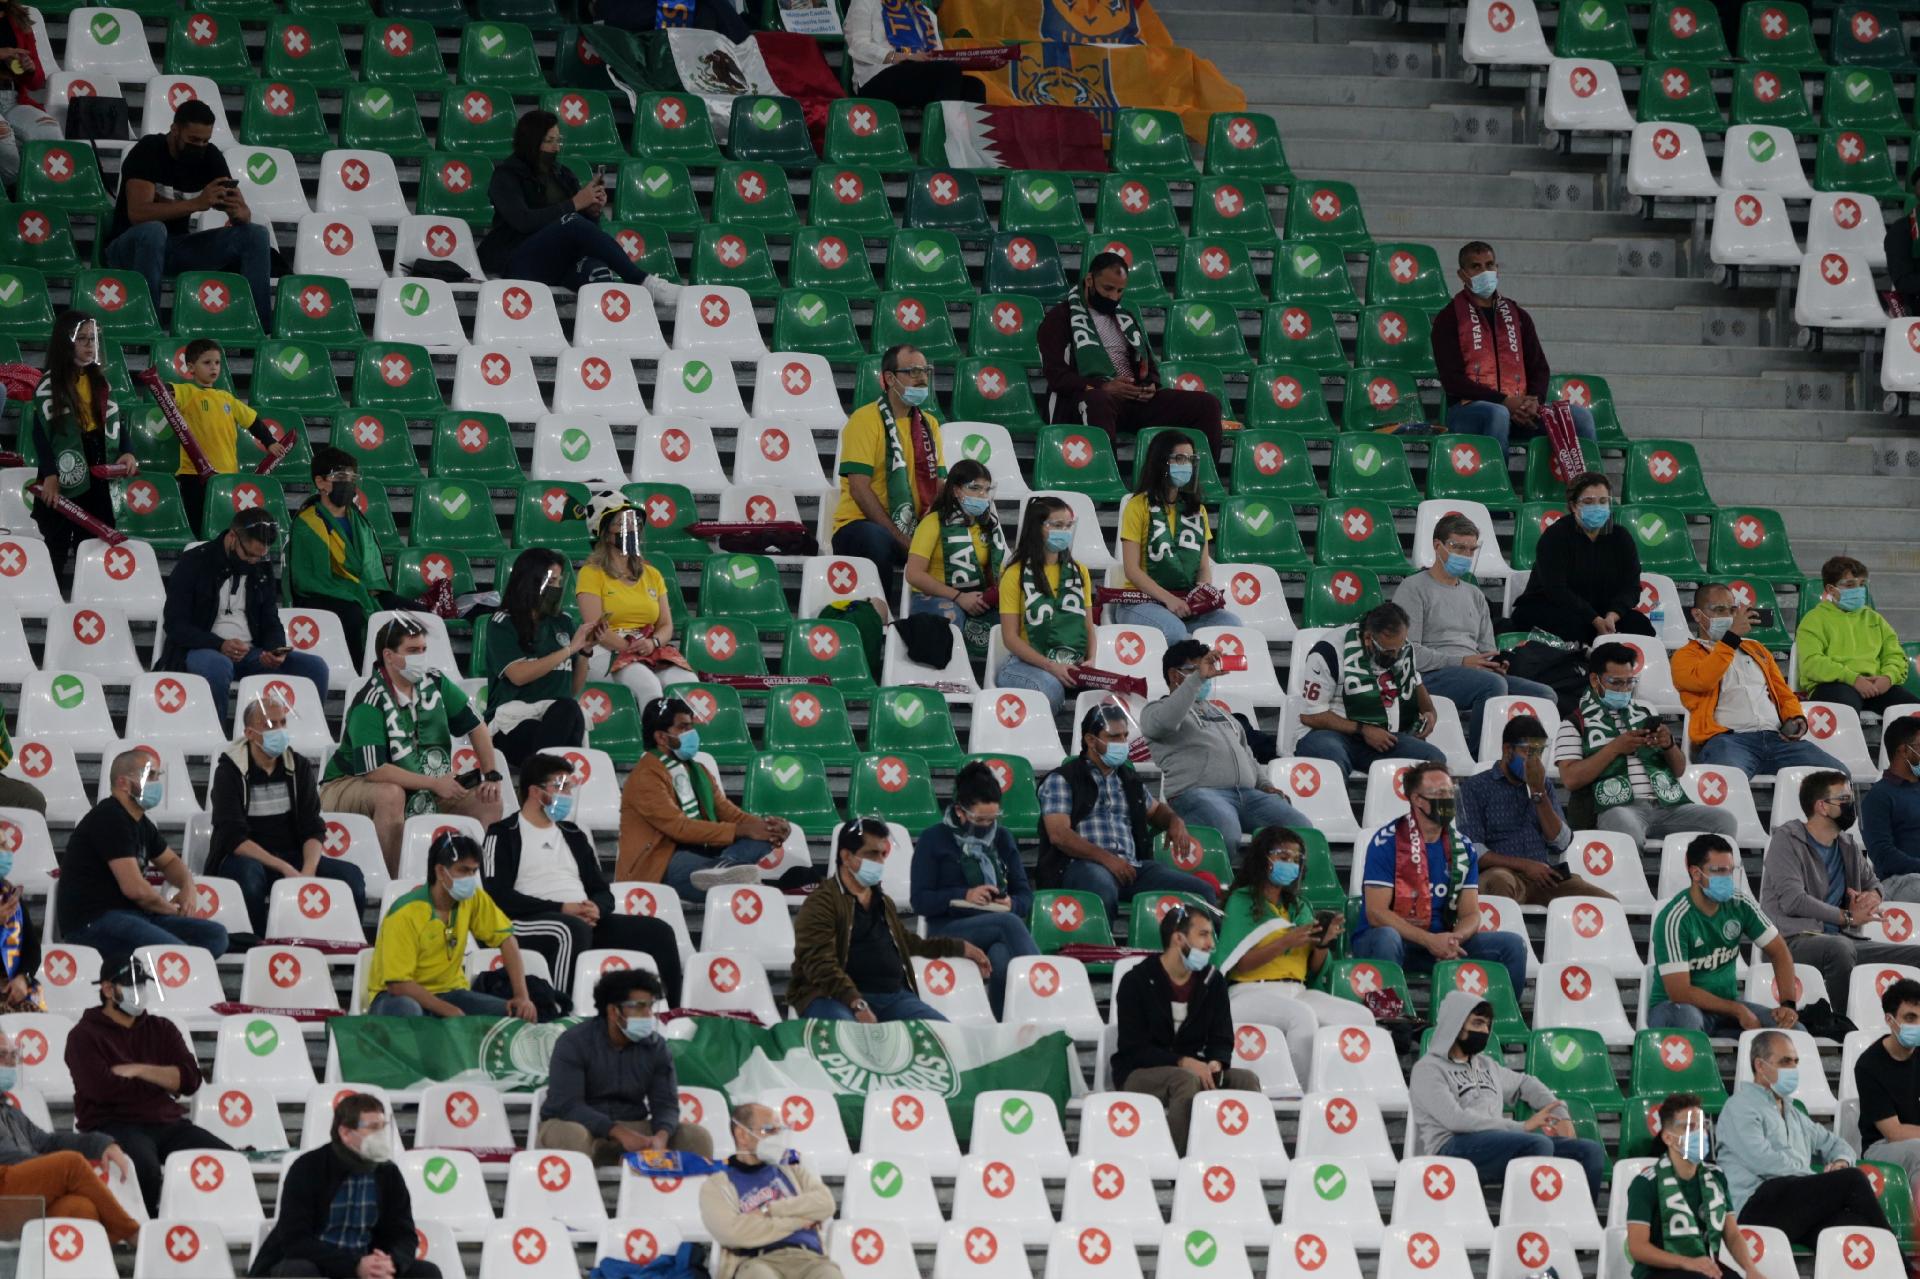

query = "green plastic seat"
[413,151,493,227]
[868,686,964,767]
[537,88,623,163]
[904,166,992,236]
[712,162,800,234]
[1173,238,1264,308]
[458,22,545,91]
[1214,495,1311,573]
[1086,234,1171,307]
[1623,438,1715,514]
[1824,68,1905,131]
[1629,1027,1726,1100]
[809,164,893,237]
[951,357,1044,434]
[511,480,591,555]
[352,342,442,415]
[1110,108,1194,176]
[788,228,879,300]
[332,408,422,482]
[393,548,477,616]
[1618,503,1707,577]
[109,474,194,553]
[1648,0,1733,63]
[1158,362,1233,418]
[0,203,78,275]
[242,80,331,153]
[1260,302,1348,373]
[1272,239,1360,311]
[1191,177,1276,243]
[1618,1094,1666,1159]
[577,681,643,766]
[1525,1028,1626,1113]
[408,478,506,555]
[1555,0,1643,64]
[692,225,782,299]
[172,271,264,343]
[1829,4,1911,68]
[1638,61,1727,131]
[1282,179,1370,252]
[1866,1161,1916,1250]
[663,683,748,766]
[238,407,313,476]
[552,23,613,92]
[1708,506,1799,578]
[616,480,710,567]
[1284,827,1344,910]
[727,95,815,170]
[1355,304,1437,376]
[1522,435,1602,501]
[361,18,449,88]
[1320,955,1416,1015]
[781,618,874,697]
[969,292,1044,363]
[264,15,351,86]
[1126,891,1212,947]
[885,229,973,299]
[1131,426,1224,503]
[273,275,366,349]
[598,220,679,283]
[871,291,962,363]
[428,410,522,486]
[847,752,941,833]
[73,269,161,344]
[742,752,841,836]
[763,685,859,768]
[165,10,254,78]
[201,475,290,540]
[1000,171,1087,240]
[437,85,517,159]
[1152,826,1233,883]
[1163,300,1252,372]
[1094,172,1182,244]
[1328,435,1420,506]
[683,616,768,683]
[1739,0,1824,67]
[1509,503,1570,572]
[699,553,790,633]
[772,289,866,362]
[476,0,559,29]
[1340,366,1427,433]
[633,92,722,165]
[982,231,1070,303]
[1314,497,1411,571]
[1031,889,1118,956]
[963,753,1042,840]
[1204,111,1294,185]
[1301,565,1383,628]
[19,142,111,217]
[1427,434,1519,510]
[1365,242,1453,314]
[1547,373,1626,445]
[1231,429,1322,500]
[1732,64,1815,132]
[824,97,911,171]
[340,82,429,155]
[1814,126,1901,197]
[1244,366,1337,438]
[1430,956,1528,1037]
[248,339,342,412]
[1031,425,1127,502]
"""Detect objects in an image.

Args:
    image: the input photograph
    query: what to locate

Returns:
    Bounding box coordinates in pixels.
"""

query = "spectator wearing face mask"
[1625,1092,1757,1279]
[1854,977,1920,1191]
[1862,716,1920,902]
[908,762,1037,1019]
[289,448,408,671]
[831,343,947,598]
[1293,603,1446,776]
[1795,555,1920,717]
[1648,834,1799,1036]
[1675,582,1846,780]
[1510,472,1654,645]
[700,1103,841,1279]
[1458,716,1614,906]
[481,548,600,769]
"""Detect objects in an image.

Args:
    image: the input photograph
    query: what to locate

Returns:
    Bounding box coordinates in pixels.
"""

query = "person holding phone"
[1294,603,1447,776]
[1675,582,1846,780]
[907,762,1037,1019]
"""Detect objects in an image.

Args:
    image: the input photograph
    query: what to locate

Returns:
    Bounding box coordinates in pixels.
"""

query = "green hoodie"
[1794,598,1909,693]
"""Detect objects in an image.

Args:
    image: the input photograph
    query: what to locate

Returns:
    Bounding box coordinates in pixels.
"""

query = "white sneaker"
[643,275,683,309]
[689,863,760,892]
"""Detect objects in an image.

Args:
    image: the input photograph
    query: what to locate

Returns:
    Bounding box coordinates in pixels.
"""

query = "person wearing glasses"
[830,343,947,597]
[248,1093,440,1279]
[291,446,410,671]
[1510,471,1655,645]
[1294,602,1447,776]
[905,460,1008,657]
[1458,715,1614,906]
[537,967,712,1166]
[1674,581,1845,780]
[363,833,537,1021]
[701,1102,842,1279]
[996,496,1096,715]
[1555,643,1737,849]
[1111,431,1240,648]
[1795,555,1920,718]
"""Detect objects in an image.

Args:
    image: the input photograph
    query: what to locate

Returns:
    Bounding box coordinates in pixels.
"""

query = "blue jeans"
[104,221,273,327]
[832,520,907,601]
[802,989,947,1022]
[1439,1129,1606,1202]
[927,910,1038,1018]
[220,853,367,936]
[1060,857,1218,935]
[1647,998,1775,1036]
[1296,727,1446,775]
[369,987,507,1017]
[1696,730,1847,779]
[1446,401,1597,454]
[182,647,332,732]
[910,592,966,628]
[1107,600,1245,649]
[997,654,1068,715]
[1169,786,1309,852]
[663,838,772,904]
[66,909,230,968]
[1420,663,1559,747]
[1351,923,1528,1007]
[504,211,650,292]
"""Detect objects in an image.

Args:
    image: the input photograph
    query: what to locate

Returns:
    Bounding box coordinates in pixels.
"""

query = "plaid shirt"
[1040,764,1138,863]
[1457,766,1570,865]
[319,1170,379,1254]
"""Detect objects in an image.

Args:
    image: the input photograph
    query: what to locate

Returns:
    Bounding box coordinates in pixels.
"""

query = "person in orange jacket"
[1673,583,1846,778]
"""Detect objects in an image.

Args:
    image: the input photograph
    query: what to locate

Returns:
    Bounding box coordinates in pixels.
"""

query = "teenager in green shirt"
[1625,1092,1757,1279]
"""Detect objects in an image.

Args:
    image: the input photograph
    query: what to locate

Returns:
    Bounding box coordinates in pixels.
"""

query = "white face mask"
[754,1133,789,1163]
[399,652,432,683]
[355,1129,394,1164]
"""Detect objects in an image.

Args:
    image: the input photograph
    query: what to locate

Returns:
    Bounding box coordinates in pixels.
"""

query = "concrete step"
[1359,205,1687,258]
[1526,304,1769,347]
[1503,273,1772,310]
[1261,103,1487,145]
[1600,372,1815,408]
[1251,73,1516,110]
[1546,340,1839,377]
[1714,474,1915,511]
[1686,439,1881,475]
[1303,168,1589,210]
[1285,138,1556,176]
[1615,408,1881,441]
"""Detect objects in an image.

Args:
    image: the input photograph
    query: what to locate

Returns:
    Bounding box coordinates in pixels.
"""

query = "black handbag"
[64,98,128,143]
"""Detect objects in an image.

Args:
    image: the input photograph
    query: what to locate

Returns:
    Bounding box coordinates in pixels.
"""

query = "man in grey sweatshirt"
[1409,989,1605,1200]
[1140,640,1307,851]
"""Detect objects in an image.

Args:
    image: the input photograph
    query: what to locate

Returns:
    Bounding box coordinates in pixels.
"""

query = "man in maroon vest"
[1430,240,1596,454]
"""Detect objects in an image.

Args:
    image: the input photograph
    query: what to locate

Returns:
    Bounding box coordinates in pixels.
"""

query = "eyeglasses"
[890,365,932,381]
[1441,541,1479,555]
[1043,521,1075,533]
[960,481,995,497]
[1598,675,1639,691]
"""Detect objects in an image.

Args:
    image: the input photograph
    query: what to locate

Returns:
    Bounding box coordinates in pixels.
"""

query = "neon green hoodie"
[1793,598,1910,692]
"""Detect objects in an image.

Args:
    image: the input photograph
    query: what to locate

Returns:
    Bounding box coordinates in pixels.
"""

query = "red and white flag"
[938,101,1108,171]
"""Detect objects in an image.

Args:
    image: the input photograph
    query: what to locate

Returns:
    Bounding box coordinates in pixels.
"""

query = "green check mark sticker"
[1184,1232,1216,1265]
[870,1161,901,1197]
[247,154,277,183]
[365,91,392,117]
[795,294,825,324]
[244,1018,278,1056]
[1292,246,1320,275]
[1579,1,1606,27]
[1847,72,1875,100]
[1747,132,1775,162]
[400,284,429,316]
[1027,181,1057,210]
[728,555,759,583]
[643,166,672,194]
[91,13,119,41]
[910,241,944,270]
[963,435,991,461]
[478,25,504,50]
[50,674,84,709]
[1636,514,1668,543]
[683,361,712,392]
[423,1156,457,1192]
[439,488,470,517]
[1185,306,1214,334]
[560,429,591,461]
[1242,503,1272,533]
[894,697,926,726]
[0,277,18,304]
[752,100,781,129]
[1313,1164,1347,1199]
[770,757,802,787]
[999,1098,1031,1133]
[1133,116,1158,141]
[1352,444,1382,475]
[278,350,306,377]
[1550,1034,1583,1068]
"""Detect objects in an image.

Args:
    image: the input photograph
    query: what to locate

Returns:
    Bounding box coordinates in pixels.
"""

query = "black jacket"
[1886,209,1920,311]
[207,738,326,876]
[479,811,614,919]
[1109,953,1237,1084]
[159,536,287,672]
[1509,514,1644,645]
[248,1142,421,1278]
[477,155,587,278]
[1035,755,1152,889]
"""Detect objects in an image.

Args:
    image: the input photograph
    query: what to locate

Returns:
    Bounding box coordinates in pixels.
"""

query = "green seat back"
[1302,566,1383,628]
[1273,239,1360,311]
[683,616,768,679]
[1111,108,1194,176]
[1340,366,1427,432]
[871,291,962,364]
[1328,435,1420,505]
[712,161,800,234]
[1427,434,1518,510]
[172,270,263,343]
[538,88,624,163]
[264,15,351,84]
[634,92,722,165]
[809,164,893,237]
[680,682,756,765]
[242,79,332,152]
[742,752,842,836]
[239,407,312,475]
[727,95,815,169]
[1204,110,1293,184]
[1523,435,1603,501]
[1648,0,1732,63]
[1623,438,1716,514]
[202,474,289,539]
[74,268,161,343]
[429,410,523,486]
[1829,4,1912,68]
[904,166,992,236]
[332,408,421,482]
[1618,503,1707,577]
[1814,126,1901,198]
[19,143,110,216]
[417,151,494,227]
[763,685,859,768]
[0,202,78,275]
[1214,495,1311,573]
[1191,177,1276,242]
[109,474,194,552]
[789,228,880,300]
[438,85,517,158]
[1628,1027,1726,1099]
[983,231,1071,303]
[1524,1028,1627,1112]
[964,753,1043,840]
[772,289,866,362]
[699,553,790,632]
[848,752,942,834]
[1162,299,1251,372]
[1231,429,1322,501]
[1732,64,1815,132]
[577,681,643,766]
[867,686,963,767]
[1174,239,1264,308]
[1555,0,1643,63]
[969,292,1044,363]
[1030,889,1117,953]
[781,617,875,697]
[1638,61,1727,131]
[1314,498,1411,572]
[340,82,429,154]
[511,480,593,555]
[392,548,478,604]
[251,339,343,413]
[618,160,702,231]
[361,18,449,88]
[951,358,1044,434]
[1738,0,1823,67]
[1245,366,1337,439]
[1708,506,1799,578]
[1509,503,1569,572]
[824,97,912,170]
[1430,956,1528,1037]
[1126,891,1212,948]
[1000,171,1088,240]
[165,9,253,77]
[1281,179,1370,251]
[1032,425,1127,503]
[1824,68,1906,131]
[1703,574,1793,649]
[1259,302,1348,373]
[410,478,505,554]
[1319,956,1416,1015]
[1094,172,1182,244]
[458,21,545,91]
[274,275,366,348]
[1547,373,1626,444]
[352,342,443,415]
[1354,304,1437,376]
[692,225,782,299]
[1365,242,1453,314]
[885,229,973,299]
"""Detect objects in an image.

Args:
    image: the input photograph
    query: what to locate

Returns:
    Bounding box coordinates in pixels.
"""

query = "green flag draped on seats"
[331,1015,581,1092]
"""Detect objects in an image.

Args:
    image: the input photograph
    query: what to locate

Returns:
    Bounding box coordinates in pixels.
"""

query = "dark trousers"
[1051,384,1224,456]
[266,1261,440,1278]
[93,1119,233,1216]
[505,213,650,293]
[179,474,207,539]
[832,520,907,604]
[1508,596,1657,645]
[494,699,589,770]
[1642,1267,1736,1279]
[860,61,987,109]
[512,909,684,1006]
[1807,680,1920,716]
[1739,1168,1891,1250]
[31,481,113,589]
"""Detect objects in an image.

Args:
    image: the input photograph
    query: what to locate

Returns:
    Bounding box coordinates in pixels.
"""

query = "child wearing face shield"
[483,548,604,767]
[575,497,698,705]
[29,313,131,587]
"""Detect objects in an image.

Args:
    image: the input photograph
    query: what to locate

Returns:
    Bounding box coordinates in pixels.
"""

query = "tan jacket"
[786,874,964,1015]
[617,752,749,883]
[697,1157,838,1279]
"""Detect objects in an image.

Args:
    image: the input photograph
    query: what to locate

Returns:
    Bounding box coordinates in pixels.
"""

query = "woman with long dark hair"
[477,110,682,303]
[995,496,1094,715]
[481,549,604,768]
[31,311,133,585]
[904,459,1007,656]
[1509,470,1654,643]
[1113,430,1241,647]
[0,1,58,188]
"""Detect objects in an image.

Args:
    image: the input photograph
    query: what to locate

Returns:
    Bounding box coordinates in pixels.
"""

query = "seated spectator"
[1351,761,1528,997]
[1557,643,1738,849]
[590,0,747,38]
[1392,513,1556,745]
[1716,1029,1892,1249]
[537,968,713,1164]
[1142,640,1307,850]
[1886,168,1920,315]
[1795,555,1920,716]
[477,110,681,303]
[31,313,129,587]
[289,447,408,671]
[789,818,986,1022]
[904,459,1008,658]
[844,0,988,109]
[364,833,537,1021]
[0,1031,138,1243]
[207,692,367,937]
[831,343,947,596]
[0,863,40,1013]
[102,101,271,324]
[0,3,58,188]
[1676,582,1846,778]
[160,509,331,731]
[321,616,504,877]
[1110,903,1261,1156]
[1039,253,1223,455]
[0,708,45,816]
[1510,471,1655,644]
[1854,977,1920,1191]
[56,750,228,967]
[575,495,697,707]
[481,549,597,769]
[1649,834,1800,1035]
[699,1103,842,1279]
[248,1093,438,1279]
[481,753,685,1006]
[1294,603,1447,775]
[908,761,1038,1018]
[1760,769,1920,998]
[996,496,1096,715]
[1216,827,1371,1088]
[1863,715,1920,901]
[616,696,787,902]
[1625,1092,1758,1279]
[1431,240,1596,453]
[1410,992,1604,1200]
[67,959,231,1216]
[171,339,285,536]
[1111,433,1241,647]
[1460,716,1614,905]
[1038,704,1212,928]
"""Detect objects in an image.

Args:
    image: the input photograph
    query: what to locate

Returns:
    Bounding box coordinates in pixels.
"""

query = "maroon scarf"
[1452,291,1526,397]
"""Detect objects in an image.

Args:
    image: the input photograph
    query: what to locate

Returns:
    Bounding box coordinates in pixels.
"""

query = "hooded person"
[1408,990,1604,1200]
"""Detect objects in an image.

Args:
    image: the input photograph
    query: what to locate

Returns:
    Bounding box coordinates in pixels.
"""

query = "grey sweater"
[1139,673,1259,798]
[1393,569,1498,672]
[1408,990,1556,1157]
[1760,818,1882,940]
[0,1103,110,1166]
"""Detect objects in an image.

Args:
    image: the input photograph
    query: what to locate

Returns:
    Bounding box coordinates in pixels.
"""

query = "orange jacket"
[616,753,749,883]
[1671,635,1804,748]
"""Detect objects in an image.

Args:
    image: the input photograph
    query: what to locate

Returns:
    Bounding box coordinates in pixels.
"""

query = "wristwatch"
[851,998,871,1014]
[482,769,503,783]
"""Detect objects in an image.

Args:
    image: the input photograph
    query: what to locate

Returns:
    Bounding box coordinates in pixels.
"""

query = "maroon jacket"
[66,1007,202,1131]
[1037,300,1158,420]
[1429,291,1552,405]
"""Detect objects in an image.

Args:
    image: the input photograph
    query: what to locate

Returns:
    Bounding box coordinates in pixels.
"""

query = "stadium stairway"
[1157,0,1920,635]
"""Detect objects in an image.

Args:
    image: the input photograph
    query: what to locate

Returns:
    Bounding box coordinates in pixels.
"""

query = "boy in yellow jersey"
[365,833,538,1020]
[170,338,287,535]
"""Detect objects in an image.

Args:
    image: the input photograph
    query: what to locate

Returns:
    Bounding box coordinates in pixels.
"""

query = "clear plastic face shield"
[248,689,297,744]
[537,563,566,615]
[604,507,643,558]
[69,317,99,367]
[1667,1105,1712,1165]
[108,959,157,1016]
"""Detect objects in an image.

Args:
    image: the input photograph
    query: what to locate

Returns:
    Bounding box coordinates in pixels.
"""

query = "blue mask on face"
[1896,1023,1920,1049]
[1680,1128,1711,1164]
[447,874,478,902]
[960,495,991,519]
[854,858,886,888]
[1838,586,1868,612]
[624,1016,658,1042]
[544,794,574,823]
[1469,269,1498,298]
[1577,502,1611,531]
[1167,462,1195,487]
[1769,1068,1799,1098]
[1045,528,1074,553]
[1443,552,1473,577]
[0,1066,17,1094]
[1193,677,1215,702]
[672,729,699,761]
[1507,754,1528,781]
[1268,860,1300,888]
[260,728,289,756]
[138,781,164,811]
[900,384,930,408]
[1100,743,1128,768]
[1702,873,1736,903]
[0,853,13,882]
[1601,689,1633,711]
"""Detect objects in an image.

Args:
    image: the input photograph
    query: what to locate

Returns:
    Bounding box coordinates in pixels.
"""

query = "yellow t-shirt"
[576,561,670,634]
[169,383,257,476]
[908,514,993,585]
[831,401,946,534]
[997,561,1094,645]
[1217,890,1309,984]
[364,884,514,1000]
[1118,494,1213,592]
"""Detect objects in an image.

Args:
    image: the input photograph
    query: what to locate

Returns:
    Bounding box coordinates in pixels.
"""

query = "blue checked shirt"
[319,1170,379,1254]
[1457,766,1571,865]
[1040,767,1138,863]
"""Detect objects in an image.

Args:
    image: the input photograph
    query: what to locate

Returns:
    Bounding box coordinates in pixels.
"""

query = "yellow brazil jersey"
[576,561,669,633]
[908,514,992,585]
[1117,493,1214,591]
[168,383,258,476]
[997,561,1095,645]
[831,401,946,533]
[364,883,513,1000]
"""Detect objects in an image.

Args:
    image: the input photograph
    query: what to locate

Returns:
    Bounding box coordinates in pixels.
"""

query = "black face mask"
[1457,1029,1490,1057]
[540,583,565,616]
[1831,799,1859,831]
[1423,795,1457,825]
[329,480,358,510]
[181,142,209,163]
[1086,290,1120,316]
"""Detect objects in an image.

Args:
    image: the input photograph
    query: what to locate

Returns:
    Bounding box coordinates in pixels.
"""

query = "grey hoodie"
[1407,990,1556,1157]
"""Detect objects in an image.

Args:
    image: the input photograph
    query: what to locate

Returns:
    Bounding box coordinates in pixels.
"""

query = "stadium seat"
[294,212,385,287]
[1340,367,1426,432]
[238,944,341,1014]
[1796,247,1887,328]
[1497,1156,1604,1248]
[1627,121,1721,196]
[1707,506,1799,579]
[1711,190,1801,267]
[1740,0,1822,65]
[1808,191,1889,268]
[339,85,429,158]
[1169,1156,1270,1234]
[1061,1152,1163,1231]
[472,281,568,356]
[65,8,157,82]
[1283,180,1369,251]
[20,1218,115,1279]
[1734,64,1815,134]
[1294,1092,1396,1181]
[1815,127,1901,199]
[157,1147,259,1223]
[1640,59,1725,132]
[1390,1157,1494,1248]
[1533,962,1636,1045]
[1544,57,1634,131]
[1193,176,1275,245]
[452,346,550,421]
[1721,124,1813,194]
[370,276,466,353]
[1825,67,1904,134]
[996,169,1085,243]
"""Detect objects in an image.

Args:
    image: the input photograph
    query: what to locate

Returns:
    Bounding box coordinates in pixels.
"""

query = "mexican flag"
[584,25,846,144]
[330,1015,582,1092]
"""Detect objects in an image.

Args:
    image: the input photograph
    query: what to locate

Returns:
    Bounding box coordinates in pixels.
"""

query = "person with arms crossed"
[699,1103,842,1279]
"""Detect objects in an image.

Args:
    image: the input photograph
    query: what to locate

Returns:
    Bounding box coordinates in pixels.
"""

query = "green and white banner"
[330,1016,581,1092]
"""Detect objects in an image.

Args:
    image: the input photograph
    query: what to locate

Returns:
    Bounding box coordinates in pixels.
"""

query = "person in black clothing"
[1509,470,1655,643]
[1854,976,1920,1189]
[249,1092,439,1279]
[1885,170,1920,315]
[207,692,367,937]
[481,548,601,769]
[1111,903,1261,1155]
[479,753,685,1006]
[101,100,272,323]
[478,110,683,304]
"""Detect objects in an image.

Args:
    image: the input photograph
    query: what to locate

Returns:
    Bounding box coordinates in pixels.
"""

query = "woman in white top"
[844,0,988,108]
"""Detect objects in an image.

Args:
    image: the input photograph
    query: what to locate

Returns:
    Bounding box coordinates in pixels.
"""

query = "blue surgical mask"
[1577,502,1611,531]
[1045,528,1074,553]
[1469,270,1498,298]
[1702,873,1736,903]
[960,495,992,519]
[0,853,15,882]
[544,794,574,823]
[1706,616,1733,641]
[1506,754,1527,781]
[0,1066,17,1093]
[1769,1068,1798,1098]
[900,385,930,408]
[672,729,699,761]
[854,858,886,888]
[447,874,478,902]
[624,1016,658,1042]
[1182,945,1212,973]
[1100,742,1128,768]
[1838,586,1868,612]
[1194,677,1215,701]
[1443,552,1473,577]
[1268,860,1300,888]
[1680,1128,1711,1164]
[1895,1023,1920,1049]
[138,781,164,811]
[1601,689,1633,711]
[1167,462,1195,487]
[260,728,289,757]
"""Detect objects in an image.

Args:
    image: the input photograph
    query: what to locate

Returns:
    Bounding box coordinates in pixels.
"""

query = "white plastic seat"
[262,877,365,946]
[504,1150,606,1231]
[373,277,469,353]
[1391,1156,1494,1248]
[297,1084,399,1151]
[479,1221,574,1279]
[452,346,549,421]
[6,739,88,824]
[938,421,1029,501]
[1474,693,1562,771]
[1265,756,1359,842]
[881,619,979,698]
[574,283,669,357]
[293,213,385,288]
[1796,248,1888,329]
[698,882,794,973]
[1228,1021,1301,1098]
[1799,701,1877,779]
[1358,758,1424,838]
[1089,623,1168,699]
[609,881,693,960]
[734,418,831,493]
[562,948,653,1005]
[671,285,765,358]
[417,1081,516,1151]
[20,1218,116,1279]
[1060,1155,1162,1231]
[238,944,340,1014]
[89,743,199,821]
[1270,1228,1363,1279]
[157,1148,259,1223]
[63,8,155,83]
[832,1222,916,1279]
[843,1154,944,1244]
[123,673,222,761]
[653,351,750,420]
[1544,895,1645,978]
[862,1087,963,1177]
[1308,1024,1406,1110]
[191,1082,288,1153]
[1847,962,1920,1026]
[1534,960,1635,1045]
[473,280,568,356]
[1292,1091,1396,1181]
[0,535,65,620]
[1042,1223,1142,1279]
[44,604,139,684]
[0,1013,70,1104]
[966,689,1066,771]
[1679,763,1767,847]
[1862,903,1920,941]
[1279,1156,1380,1249]
[1712,190,1801,267]
[1544,57,1633,130]
[950,1154,1054,1246]
[1003,956,1101,1043]
[1208,562,1295,644]
[596,1221,683,1269]
[682,951,780,1024]
[529,413,624,485]
[316,148,409,224]
[36,943,101,1016]
[144,77,235,148]
[1193,625,1283,706]
[633,418,730,493]
[1412,499,1512,579]
[912,954,996,1027]
[71,538,162,623]
[1169,1155,1270,1233]
[750,352,845,427]
[394,215,484,282]
[1633,572,1689,650]
[1627,121,1720,197]
[1808,192,1889,267]
[1465,0,1551,63]
[133,1219,234,1279]
[1498,1156,1603,1249]
[1815,1225,1904,1279]
[1182,1089,1288,1178]
[970,1090,1070,1177]
[227,145,311,223]
[551,348,646,418]
[209,1012,312,1100]
[759,1087,851,1177]
[45,76,124,139]
[314,811,390,902]
[1488,1224,1584,1279]
[933,1224,1029,1279]
[130,943,223,1023]
[1378,1227,1473,1279]
[612,1161,707,1241]
[1720,125,1812,195]
[398,1149,494,1240]
[279,608,355,693]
